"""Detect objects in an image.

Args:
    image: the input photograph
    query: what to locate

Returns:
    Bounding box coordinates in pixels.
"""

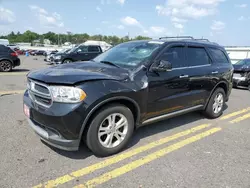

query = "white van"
[0,39,9,45]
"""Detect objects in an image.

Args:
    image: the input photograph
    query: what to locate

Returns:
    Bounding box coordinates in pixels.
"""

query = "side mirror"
[151,60,172,72]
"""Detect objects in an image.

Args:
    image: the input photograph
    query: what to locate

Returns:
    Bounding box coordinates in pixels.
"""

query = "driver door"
[75,45,89,61]
[146,43,191,120]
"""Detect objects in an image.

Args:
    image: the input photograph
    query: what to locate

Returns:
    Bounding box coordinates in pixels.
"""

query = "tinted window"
[78,45,88,52]
[159,46,186,68]
[0,45,9,52]
[209,48,229,64]
[187,47,210,66]
[88,46,100,52]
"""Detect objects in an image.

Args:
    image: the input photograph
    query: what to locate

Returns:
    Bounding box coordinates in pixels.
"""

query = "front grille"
[28,79,52,108]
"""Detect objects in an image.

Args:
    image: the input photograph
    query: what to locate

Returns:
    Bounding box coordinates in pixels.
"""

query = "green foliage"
[0,30,152,45]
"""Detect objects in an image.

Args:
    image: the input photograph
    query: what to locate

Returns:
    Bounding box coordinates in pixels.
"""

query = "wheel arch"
[205,81,228,108]
[79,96,141,140]
[0,58,13,65]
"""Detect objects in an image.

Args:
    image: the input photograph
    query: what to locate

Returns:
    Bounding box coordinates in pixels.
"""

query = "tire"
[63,59,72,64]
[86,104,134,157]
[0,60,12,72]
[204,88,226,119]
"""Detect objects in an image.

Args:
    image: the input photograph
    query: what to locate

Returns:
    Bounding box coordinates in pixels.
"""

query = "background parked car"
[0,44,20,72]
[7,44,20,50]
[44,50,58,56]
[36,50,46,56]
[233,58,250,89]
[44,50,59,62]
[53,44,102,64]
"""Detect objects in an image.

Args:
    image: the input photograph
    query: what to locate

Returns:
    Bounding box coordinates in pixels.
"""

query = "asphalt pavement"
[0,56,250,188]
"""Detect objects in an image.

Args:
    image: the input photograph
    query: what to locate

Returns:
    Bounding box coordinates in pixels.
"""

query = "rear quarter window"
[0,45,10,52]
[208,48,229,64]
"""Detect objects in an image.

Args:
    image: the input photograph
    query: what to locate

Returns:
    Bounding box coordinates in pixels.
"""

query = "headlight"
[54,55,61,60]
[49,86,86,103]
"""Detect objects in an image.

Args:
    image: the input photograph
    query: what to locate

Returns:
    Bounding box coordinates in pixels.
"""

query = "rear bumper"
[13,58,20,67]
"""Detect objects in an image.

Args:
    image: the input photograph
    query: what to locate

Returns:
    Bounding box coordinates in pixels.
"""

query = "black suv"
[0,44,20,72]
[53,44,102,64]
[232,58,250,89]
[23,37,233,156]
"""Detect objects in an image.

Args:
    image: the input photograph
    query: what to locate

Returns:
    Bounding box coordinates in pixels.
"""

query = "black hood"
[27,61,130,85]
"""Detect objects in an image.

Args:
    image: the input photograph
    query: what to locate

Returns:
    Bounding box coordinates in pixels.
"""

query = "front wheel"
[86,104,134,157]
[63,59,72,64]
[204,88,225,119]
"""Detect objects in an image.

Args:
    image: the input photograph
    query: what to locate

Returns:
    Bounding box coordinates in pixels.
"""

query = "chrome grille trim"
[27,79,53,108]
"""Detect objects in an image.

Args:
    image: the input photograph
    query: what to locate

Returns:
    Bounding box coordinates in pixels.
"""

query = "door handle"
[179,75,189,78]
[212,71,218,74]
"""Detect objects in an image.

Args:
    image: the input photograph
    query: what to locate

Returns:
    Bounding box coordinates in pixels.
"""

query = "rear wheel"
[86,104,134,157]
[0,60,12,72]
[204,88,225,119]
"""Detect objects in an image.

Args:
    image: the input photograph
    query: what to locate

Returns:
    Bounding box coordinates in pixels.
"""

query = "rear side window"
[159,46,186,68]
[208,48,229,64]
[186,46,210,66]
[0,45,10,52]
[88,46,100,52]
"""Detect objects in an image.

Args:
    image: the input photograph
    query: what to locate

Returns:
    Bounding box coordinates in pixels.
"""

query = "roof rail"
[194,38,210,42]
[159,36,194,40]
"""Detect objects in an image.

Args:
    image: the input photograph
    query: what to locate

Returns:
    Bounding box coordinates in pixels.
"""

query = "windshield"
[235,59,250,65]
[93,41,163,68]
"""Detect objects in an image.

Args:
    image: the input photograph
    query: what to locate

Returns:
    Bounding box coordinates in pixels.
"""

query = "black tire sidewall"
[205,88,226,119]
[86,104,134,157]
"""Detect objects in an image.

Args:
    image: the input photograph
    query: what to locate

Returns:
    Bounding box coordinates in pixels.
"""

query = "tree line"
[0,30,152,45]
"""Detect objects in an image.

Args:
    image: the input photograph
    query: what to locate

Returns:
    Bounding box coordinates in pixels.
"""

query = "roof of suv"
[130,37,222,49]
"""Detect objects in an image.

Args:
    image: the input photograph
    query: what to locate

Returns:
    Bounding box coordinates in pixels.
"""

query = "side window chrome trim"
[172,64,211,70]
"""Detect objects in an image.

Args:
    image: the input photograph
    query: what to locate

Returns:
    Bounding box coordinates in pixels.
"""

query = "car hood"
[27,61,130,85]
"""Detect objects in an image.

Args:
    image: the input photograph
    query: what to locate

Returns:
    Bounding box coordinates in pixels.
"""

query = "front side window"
[187,46,210,66]
[93,41,163,68]
[88,46,100,52]
[158,46,186,68]
[78,45,88,53]
[209,48,229,64]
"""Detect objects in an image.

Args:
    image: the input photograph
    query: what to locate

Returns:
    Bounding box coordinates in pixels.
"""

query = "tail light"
[10,52,18,57]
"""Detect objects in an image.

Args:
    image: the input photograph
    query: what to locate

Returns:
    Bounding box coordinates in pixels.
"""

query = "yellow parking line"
[230,113,250,123]
[0,72,28,76]
[220,107,250,120]
[33,123,211,188]
[0,90,25,96]
[74,127,222,188]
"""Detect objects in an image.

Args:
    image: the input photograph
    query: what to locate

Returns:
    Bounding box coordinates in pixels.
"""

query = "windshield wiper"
[100,61,120,68]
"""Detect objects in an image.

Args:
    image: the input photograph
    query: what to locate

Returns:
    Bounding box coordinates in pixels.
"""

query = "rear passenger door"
[207,47,233,88]
[87,46,102,60]
[185,44,215,106]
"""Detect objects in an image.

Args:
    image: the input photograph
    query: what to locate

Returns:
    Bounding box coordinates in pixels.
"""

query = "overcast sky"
[0,0,249,46]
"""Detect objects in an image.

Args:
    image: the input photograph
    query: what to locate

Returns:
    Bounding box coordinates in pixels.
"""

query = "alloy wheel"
[98,113,128,148]
[213,93,224,114]
[0,61,11,72]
